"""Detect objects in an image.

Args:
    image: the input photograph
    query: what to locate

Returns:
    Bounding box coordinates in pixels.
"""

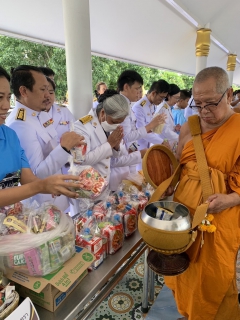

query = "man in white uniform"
[154,84,180,152]
[132,80,170,150]
[117,70,144,148]
[184,96,198,120]
[6,65,84,212]
[39,76,76,144]
[117,70,166,172]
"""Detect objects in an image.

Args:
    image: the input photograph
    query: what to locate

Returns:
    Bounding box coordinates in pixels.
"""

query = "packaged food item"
[102,237,108,259]
[122,205,137,237]
[102,223,124,255]
[69,164,108,199]
[71,143,87,164]
[89,247,104,270]
[70,122,87,164]
[137,192,148,214]
[80,235,102,254]
[152,112,165,134]
[156,207,174,221]
[24,248,42,276]
[0,202,75,276]
[48,237,62,269]
[39,243,51,275]
[101,212,124,255]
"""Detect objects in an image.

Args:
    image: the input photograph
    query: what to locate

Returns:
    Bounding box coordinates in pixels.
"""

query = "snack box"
[6,247,94,312]
[81,236,102,254]
[89,247,104,270]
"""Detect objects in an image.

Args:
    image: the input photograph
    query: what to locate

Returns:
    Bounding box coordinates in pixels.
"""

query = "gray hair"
[194,66,230,94]
[103,94,129,119]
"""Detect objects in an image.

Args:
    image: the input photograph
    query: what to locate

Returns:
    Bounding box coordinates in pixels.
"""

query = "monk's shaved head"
[194,66,230,94]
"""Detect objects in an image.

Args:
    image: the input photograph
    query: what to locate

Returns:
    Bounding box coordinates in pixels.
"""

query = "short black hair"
[0,66,10,82]
[10,65,43,99]
[39,67,55,77]
[117,70,143,91]
[46,76,56,91]
[148,80,169,94]
[180,89,191,100]
[168,84,180,96]
[98,89,118,103]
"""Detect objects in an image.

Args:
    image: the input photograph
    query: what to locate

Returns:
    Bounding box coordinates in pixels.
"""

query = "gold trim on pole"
[227,54,237,71]
[195,28,211,57]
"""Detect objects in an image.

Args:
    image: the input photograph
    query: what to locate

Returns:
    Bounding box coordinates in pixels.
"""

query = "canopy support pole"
[62,0,93,118]
[195,26,211,75]
[227,54,237,86]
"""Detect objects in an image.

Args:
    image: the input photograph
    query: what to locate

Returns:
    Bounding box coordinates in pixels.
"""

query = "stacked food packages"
[0,202,75,276]
[73,181,152,270]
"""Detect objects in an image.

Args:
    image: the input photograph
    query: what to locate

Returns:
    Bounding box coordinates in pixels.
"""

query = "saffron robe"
[165,114,240,319]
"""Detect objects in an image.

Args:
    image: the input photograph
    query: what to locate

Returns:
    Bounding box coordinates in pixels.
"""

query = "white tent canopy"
[0,0,239,84]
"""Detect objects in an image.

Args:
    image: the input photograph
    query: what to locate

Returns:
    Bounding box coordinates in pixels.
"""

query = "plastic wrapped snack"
[152,113,165,134]
[69,164,108,199]
[121,204,138,237]
[71,143,87,164]
[69,122,87,164]
[102,223,124,255]
[0,203,75,276]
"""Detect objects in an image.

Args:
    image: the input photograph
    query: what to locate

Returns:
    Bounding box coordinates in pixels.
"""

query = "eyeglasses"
[190,88,228,112]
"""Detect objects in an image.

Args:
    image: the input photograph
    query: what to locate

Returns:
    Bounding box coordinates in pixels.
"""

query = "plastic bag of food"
[0,202,75,276]
[152,112,165,134]
[69,122,87,164]
[68,162,108,199]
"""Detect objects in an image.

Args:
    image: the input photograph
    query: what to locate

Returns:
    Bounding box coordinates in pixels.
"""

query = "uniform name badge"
[59,121,69,125]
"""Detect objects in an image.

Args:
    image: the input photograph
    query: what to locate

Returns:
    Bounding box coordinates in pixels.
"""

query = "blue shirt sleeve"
[20,144,30,169]
[0,125,30,182]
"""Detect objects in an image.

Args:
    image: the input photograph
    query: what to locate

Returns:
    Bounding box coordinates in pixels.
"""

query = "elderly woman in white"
[73,90,143,197]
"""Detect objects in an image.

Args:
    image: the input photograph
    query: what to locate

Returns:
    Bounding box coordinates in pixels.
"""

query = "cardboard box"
[6,247,94,312]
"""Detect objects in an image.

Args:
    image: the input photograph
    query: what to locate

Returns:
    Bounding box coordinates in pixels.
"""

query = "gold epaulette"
[140,100,146,107]
[79,115,93,124]
[163,103,169,109]
[93,97,97,102]
[15,108,26,121]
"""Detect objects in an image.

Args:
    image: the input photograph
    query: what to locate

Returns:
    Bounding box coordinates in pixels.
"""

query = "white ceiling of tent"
[0,0,240,84]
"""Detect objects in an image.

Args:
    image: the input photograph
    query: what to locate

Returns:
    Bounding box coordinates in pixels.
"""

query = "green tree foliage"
[0,36,67,101]
[92,56,195,93]
[0,35,200,102]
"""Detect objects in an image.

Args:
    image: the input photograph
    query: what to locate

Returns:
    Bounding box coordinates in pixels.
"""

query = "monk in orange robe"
[165,67,240,320]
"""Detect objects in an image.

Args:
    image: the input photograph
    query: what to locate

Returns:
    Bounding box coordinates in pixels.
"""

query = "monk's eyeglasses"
[190,88,228,112]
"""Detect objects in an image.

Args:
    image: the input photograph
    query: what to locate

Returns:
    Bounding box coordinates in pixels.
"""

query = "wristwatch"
[62,146,71,154]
